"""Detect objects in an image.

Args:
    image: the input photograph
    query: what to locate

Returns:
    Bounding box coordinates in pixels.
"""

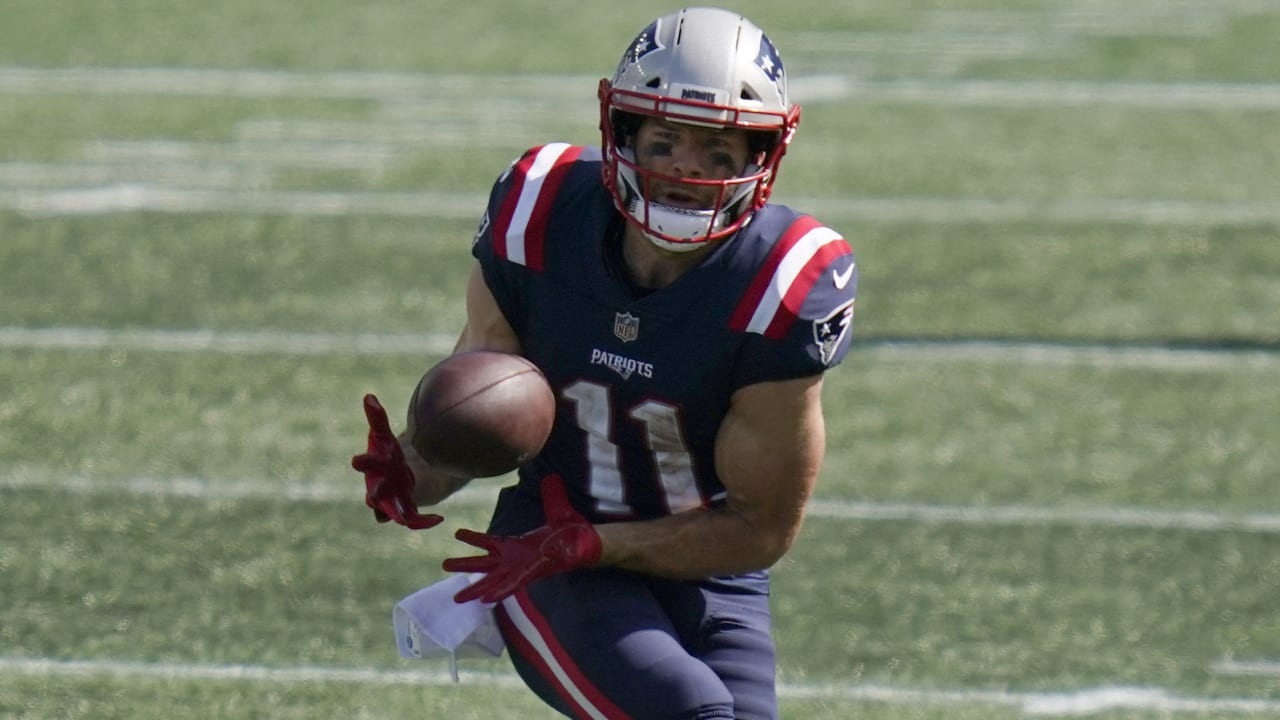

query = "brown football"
[408,351,555,478]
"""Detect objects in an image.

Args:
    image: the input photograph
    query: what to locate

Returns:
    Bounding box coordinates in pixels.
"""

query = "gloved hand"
[351,394,443,531]
[443,474,602,604]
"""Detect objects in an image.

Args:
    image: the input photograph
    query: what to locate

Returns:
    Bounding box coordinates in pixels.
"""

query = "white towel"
[392,574,506,682]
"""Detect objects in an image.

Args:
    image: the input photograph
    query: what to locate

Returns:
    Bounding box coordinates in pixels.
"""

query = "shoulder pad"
[729,215,856,340]
[488,144,601,270]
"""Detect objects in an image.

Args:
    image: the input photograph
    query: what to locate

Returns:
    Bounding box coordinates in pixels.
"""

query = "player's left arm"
[594,372,825,578]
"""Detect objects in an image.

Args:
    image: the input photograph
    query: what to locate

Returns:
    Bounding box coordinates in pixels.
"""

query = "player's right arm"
[405,262,523,505]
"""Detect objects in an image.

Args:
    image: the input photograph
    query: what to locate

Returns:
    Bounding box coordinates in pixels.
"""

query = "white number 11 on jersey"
[562,380,704,515]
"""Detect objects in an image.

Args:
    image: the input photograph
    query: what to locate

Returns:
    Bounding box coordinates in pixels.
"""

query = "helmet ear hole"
[747,130,777,156]
[611,111,644,149]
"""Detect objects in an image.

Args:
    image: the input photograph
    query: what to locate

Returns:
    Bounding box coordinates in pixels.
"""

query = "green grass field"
[2,1,1279,718]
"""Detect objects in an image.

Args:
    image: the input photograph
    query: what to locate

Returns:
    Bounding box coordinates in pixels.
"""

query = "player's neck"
[621,224,718,290]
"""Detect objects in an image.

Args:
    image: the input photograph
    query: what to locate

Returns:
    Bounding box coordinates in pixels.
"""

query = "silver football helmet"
[599,7,801,252]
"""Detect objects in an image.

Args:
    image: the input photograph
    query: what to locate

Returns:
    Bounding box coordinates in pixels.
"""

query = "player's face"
[632,117,756,209]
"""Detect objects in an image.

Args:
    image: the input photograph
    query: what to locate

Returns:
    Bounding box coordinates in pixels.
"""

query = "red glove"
[350,394,443,531]
[443,475,602,604]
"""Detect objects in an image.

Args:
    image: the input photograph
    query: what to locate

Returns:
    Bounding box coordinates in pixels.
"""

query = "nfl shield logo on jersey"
[614,312,640,343]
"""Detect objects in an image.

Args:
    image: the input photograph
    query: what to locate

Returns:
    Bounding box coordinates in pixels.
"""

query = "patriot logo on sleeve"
[814,299,855,366]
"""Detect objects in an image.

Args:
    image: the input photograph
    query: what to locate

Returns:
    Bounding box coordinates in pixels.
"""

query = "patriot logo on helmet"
[755,34,785,89]
[618,20,664,74]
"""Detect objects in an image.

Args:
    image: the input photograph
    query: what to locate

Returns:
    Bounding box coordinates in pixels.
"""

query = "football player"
[353,7,857,719]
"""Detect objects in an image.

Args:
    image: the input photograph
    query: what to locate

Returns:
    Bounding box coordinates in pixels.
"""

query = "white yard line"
[3,67,1278,224]
[781,195,1280,226]
[1016,686,1280,716]
[3,469,1277,536]
[4,66,1280,110]
[0,470,500,506]
[834,78,1280,109]
[864,338,1280,371]
[1213,660,1280,678]
[0,326,457,356]
[926,9,1230,37]
[806,500,1280,534]
[5,185,1280,225]
[0,161,260,189]
[83,139,400,170]
[2,186,487,219]
[1,656,1277,716]
[1,326,1275,371]
[0,655,523,689]
[0,67,593,100]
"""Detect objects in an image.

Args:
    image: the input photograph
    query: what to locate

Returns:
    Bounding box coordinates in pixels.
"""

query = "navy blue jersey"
[472,143,857,523]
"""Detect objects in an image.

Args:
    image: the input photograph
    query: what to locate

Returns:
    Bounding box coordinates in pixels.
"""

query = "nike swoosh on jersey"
[833,264,855,289]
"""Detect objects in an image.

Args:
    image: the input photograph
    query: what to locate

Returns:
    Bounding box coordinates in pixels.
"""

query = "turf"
[2,0,1278,717]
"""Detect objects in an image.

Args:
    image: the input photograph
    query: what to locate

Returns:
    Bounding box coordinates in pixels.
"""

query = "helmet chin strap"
[631,198,721,253]
[617,148,763,251]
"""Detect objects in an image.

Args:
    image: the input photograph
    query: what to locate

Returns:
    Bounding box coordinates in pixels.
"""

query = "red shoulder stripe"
[522,145,584,271]
[763,237,850,339]
[729,216,851,339]
[490,147,542,263]
[490,143,584,271]
[728,215,824,332]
